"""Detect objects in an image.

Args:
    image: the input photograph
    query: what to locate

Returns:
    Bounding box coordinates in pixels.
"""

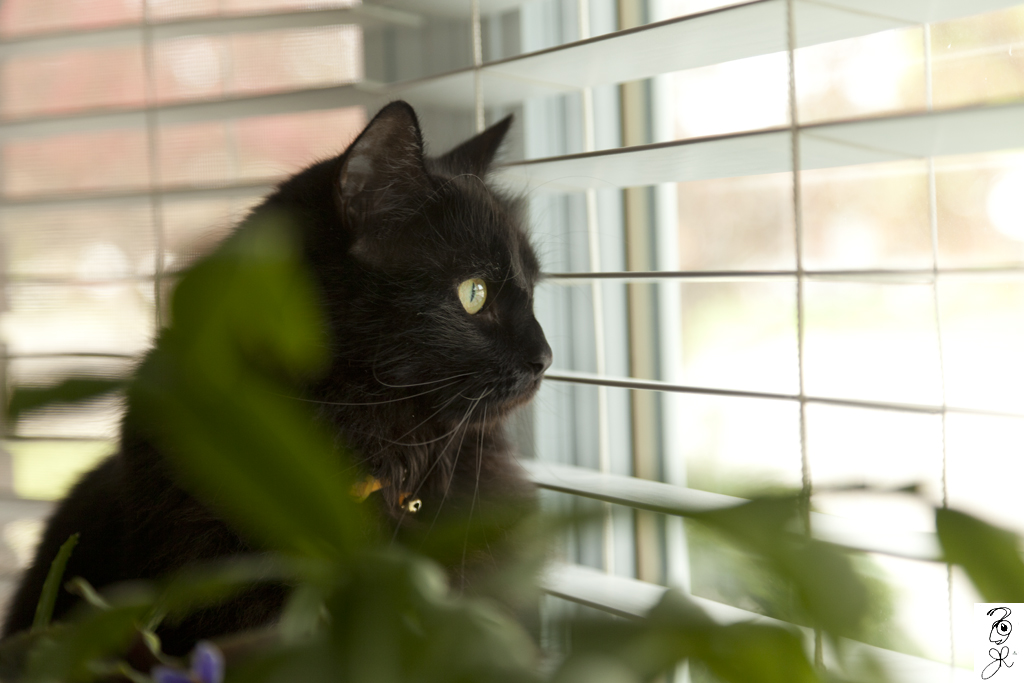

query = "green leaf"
[322,549,539,683]
[278,583,329,643]
[223,637,335,683]
[24,602,150,683]
[644,591,819,683]
[8,378,124,423]
[169,211,327,381]
[32,533,79,633]
[64,578,111,611]
[0,630,45,681]
[692,496,870,641]
[153,555,306,624]
[703,622,817,683]
[937,507,1024,602]
[555,590,820,683]
[128,217,366,560]
[553,657,640,683]
[131,351,364,559]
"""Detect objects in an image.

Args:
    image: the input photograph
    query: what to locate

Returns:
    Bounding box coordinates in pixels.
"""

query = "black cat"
[2,101,551,655]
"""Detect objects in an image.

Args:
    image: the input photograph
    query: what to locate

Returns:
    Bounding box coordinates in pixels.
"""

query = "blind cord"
[576,0,615,577]
[141,0,167,333]
[784,0,821,670]
[923,22,956,670]
[471,0,484,133]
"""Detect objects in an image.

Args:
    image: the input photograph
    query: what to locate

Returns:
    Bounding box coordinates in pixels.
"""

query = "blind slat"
[543,563,974,682]
[396,0,1020,110]
[542,369,1024,420]
[0,85,380,141]
[498,101,1024,191]
[5,0,1018,141]
[367,0,527,19]
[541,266,1024,283]
[523,461,942,560]
[0,497,53,521]
[0,6,420,59]
[0,182,273,210]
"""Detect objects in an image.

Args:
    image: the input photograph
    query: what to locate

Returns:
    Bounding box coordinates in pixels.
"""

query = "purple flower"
[152,641,224,683]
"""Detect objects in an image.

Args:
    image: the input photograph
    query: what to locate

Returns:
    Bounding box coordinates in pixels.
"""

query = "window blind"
[0,0,377,595]
[1,1,1023,680]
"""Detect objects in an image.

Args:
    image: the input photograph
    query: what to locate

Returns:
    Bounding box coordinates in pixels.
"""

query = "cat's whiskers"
[460,403,486,593]
[423,394,482,536]
[285,378,462,407]
[457,386,496,401]
[371,367,477,389]
[374,382,496,447]
[389,387,494,544]
[427,387,494,494]
[368,390,467,448]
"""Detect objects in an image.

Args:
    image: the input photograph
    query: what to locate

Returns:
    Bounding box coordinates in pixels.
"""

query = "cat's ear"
[338,101,428,207]
[436,114,513,176]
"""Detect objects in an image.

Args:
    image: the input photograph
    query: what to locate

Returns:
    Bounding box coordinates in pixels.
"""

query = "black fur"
[2,102,551,655]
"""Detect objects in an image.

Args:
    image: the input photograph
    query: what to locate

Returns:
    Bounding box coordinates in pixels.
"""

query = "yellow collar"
[351,476,384,501]
[351,476,422,513]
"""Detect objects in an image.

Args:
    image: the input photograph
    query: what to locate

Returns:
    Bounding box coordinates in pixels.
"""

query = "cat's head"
[264,101,551,430]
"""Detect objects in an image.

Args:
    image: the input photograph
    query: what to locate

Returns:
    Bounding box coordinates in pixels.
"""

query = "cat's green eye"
[458,278,487,314]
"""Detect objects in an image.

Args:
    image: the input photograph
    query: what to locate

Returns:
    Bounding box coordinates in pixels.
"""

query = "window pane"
[153,26,363,103]
[803,282,942,405]
[677,173,794,272]
[939,277,1024,414]
[156,106,366,186]
[676,281,798,395]
[233,107,366,178]
[807,404,943,494]
[675,394,801,495]
[0,0,141,37]
[672,52,788,141]
[228,26,363,95]
[2,46,146,119]
[3,131,150,196]
[158,122,234,186]
[936,151,1024,268]
[534,382,633,476]
[153,35,226,102]
[863,554,951,662]
[802,161,933,271]
[6,439,117,501]
[947,412,1024,537]
[1,283,154,355]
[795,27,925,125]
[931,5,1024,110]
[1,204,155,279]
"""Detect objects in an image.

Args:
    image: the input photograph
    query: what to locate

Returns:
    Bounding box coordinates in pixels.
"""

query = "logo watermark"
[976,604,1024,681]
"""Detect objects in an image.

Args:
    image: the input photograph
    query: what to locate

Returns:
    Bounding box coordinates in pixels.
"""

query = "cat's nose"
[528,342,553,378]
[520,315,552,378]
